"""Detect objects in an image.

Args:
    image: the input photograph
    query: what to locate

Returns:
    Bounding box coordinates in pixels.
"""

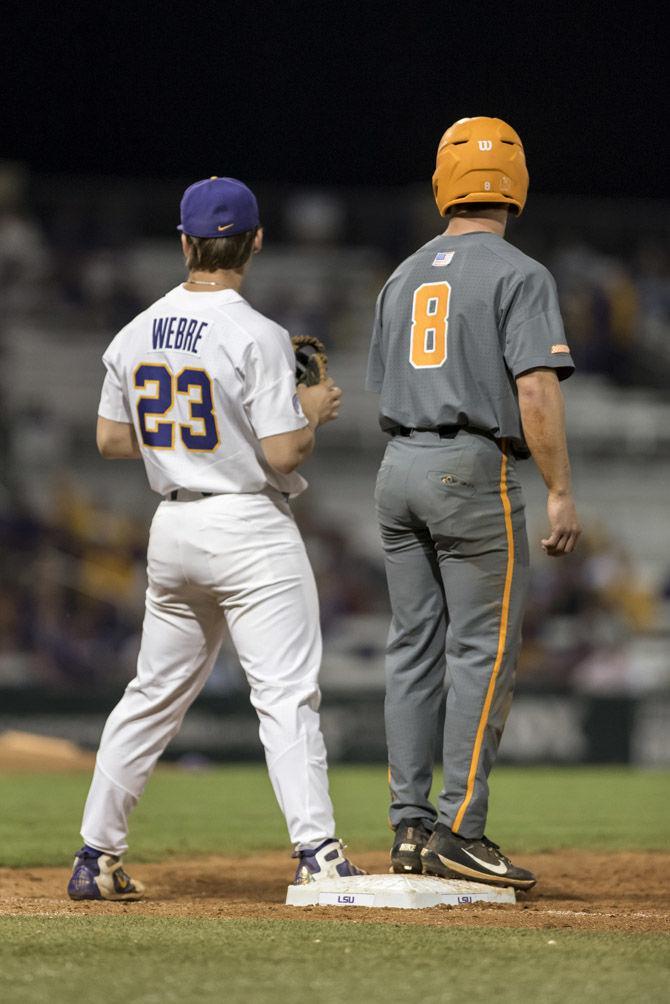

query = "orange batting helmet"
[432,116,529,217]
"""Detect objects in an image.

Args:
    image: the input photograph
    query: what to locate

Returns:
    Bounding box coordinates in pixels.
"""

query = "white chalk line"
[541,909,668,920]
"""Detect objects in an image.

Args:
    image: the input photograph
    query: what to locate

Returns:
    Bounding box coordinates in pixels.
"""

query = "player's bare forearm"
[517,369,570,492]
[261,382,341,475]
[280,425,316,470]
[516,368,581,555]
[96,416,141,459]
[260,426,314,474]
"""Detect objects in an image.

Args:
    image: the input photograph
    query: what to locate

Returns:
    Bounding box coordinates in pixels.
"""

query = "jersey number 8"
[409,281,451,369]
[133,363,220,452]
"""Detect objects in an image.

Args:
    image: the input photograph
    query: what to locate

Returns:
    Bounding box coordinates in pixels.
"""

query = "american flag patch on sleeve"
[432,251,455,267]
[551,344,571,354]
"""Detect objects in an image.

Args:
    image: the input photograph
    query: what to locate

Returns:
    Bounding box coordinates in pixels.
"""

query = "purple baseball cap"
[177,176,260,238]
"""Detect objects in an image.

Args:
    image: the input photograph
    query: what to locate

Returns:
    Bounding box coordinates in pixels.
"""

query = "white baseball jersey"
[98,285,309,497]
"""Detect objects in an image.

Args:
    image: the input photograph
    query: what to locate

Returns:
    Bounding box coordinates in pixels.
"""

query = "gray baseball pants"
[375,429,530,839]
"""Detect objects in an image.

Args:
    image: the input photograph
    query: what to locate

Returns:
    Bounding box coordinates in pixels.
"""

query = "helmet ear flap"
[432,175,441,212]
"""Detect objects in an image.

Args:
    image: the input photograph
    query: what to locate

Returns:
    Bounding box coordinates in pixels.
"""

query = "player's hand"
[298,379,342,426]
[542,491,581,556]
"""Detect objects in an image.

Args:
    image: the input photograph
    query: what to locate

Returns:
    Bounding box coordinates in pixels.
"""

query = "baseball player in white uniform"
[68,177,363,900]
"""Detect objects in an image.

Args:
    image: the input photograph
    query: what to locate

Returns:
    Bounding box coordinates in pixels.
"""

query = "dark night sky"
[2,1,667,196]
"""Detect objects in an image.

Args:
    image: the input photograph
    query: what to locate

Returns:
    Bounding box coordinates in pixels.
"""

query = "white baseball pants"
[80,489,336,855]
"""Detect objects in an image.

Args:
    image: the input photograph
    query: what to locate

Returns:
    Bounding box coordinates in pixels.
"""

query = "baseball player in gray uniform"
[367,117,581,890]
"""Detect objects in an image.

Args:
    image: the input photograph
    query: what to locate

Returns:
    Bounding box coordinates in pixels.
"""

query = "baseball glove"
[291,335,328,386]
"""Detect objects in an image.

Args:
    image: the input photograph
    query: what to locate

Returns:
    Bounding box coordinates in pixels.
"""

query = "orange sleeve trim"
[451,446,515,834]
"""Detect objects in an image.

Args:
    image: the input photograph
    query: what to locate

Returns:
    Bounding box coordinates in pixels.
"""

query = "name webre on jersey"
[152,317,209,354]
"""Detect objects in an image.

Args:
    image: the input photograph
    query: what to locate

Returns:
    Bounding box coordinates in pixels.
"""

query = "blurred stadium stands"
[1,164,669,764]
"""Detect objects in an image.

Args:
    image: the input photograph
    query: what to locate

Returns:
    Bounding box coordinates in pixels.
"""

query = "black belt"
[389,425,529,458]
[168,490,212,501]
[167,489,292,502]
[390,424,487,440]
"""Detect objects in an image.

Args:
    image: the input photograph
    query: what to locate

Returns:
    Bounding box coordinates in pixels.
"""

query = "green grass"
[0,917,668,1004]
[0,765,668,867]
[1,768,668,1003]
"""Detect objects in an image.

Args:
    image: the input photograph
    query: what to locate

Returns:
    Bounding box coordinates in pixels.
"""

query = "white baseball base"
[286,873,515,909]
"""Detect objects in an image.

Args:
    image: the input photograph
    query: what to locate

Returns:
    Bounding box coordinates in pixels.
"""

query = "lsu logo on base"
[318,891,375,907]
[432,251,455,268]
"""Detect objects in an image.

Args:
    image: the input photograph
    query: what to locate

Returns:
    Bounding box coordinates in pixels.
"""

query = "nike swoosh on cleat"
[461,849,508,874]
[217,223,235,232]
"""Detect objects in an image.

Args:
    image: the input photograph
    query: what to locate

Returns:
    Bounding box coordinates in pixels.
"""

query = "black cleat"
[390,818,433,875]
[420,823,536,890]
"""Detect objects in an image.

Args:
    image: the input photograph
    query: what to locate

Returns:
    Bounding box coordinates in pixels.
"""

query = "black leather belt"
[391,425,471,438]
[168,490,213,501]
[389,426,528,458]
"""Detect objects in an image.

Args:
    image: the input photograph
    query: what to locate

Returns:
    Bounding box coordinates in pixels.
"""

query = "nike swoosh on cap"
[462,849,508,874]
[217,223,235,232]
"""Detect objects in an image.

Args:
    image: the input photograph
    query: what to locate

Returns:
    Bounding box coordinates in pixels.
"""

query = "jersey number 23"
[133,363,220,452]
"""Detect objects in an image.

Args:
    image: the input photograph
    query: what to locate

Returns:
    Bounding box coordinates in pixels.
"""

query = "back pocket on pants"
[426,470,476,498]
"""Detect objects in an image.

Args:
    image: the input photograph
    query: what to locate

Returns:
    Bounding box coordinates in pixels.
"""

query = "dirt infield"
[0,732,94,772]
[1,851,669,933]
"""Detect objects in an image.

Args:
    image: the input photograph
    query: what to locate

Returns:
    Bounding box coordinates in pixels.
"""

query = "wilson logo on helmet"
[478,140,493,151]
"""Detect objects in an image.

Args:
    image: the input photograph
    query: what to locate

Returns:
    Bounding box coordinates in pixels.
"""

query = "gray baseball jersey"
[366,232,574,450]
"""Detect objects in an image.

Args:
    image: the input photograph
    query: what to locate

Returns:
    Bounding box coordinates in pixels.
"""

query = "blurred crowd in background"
[2,167,669,384]
[1,162,669,703]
